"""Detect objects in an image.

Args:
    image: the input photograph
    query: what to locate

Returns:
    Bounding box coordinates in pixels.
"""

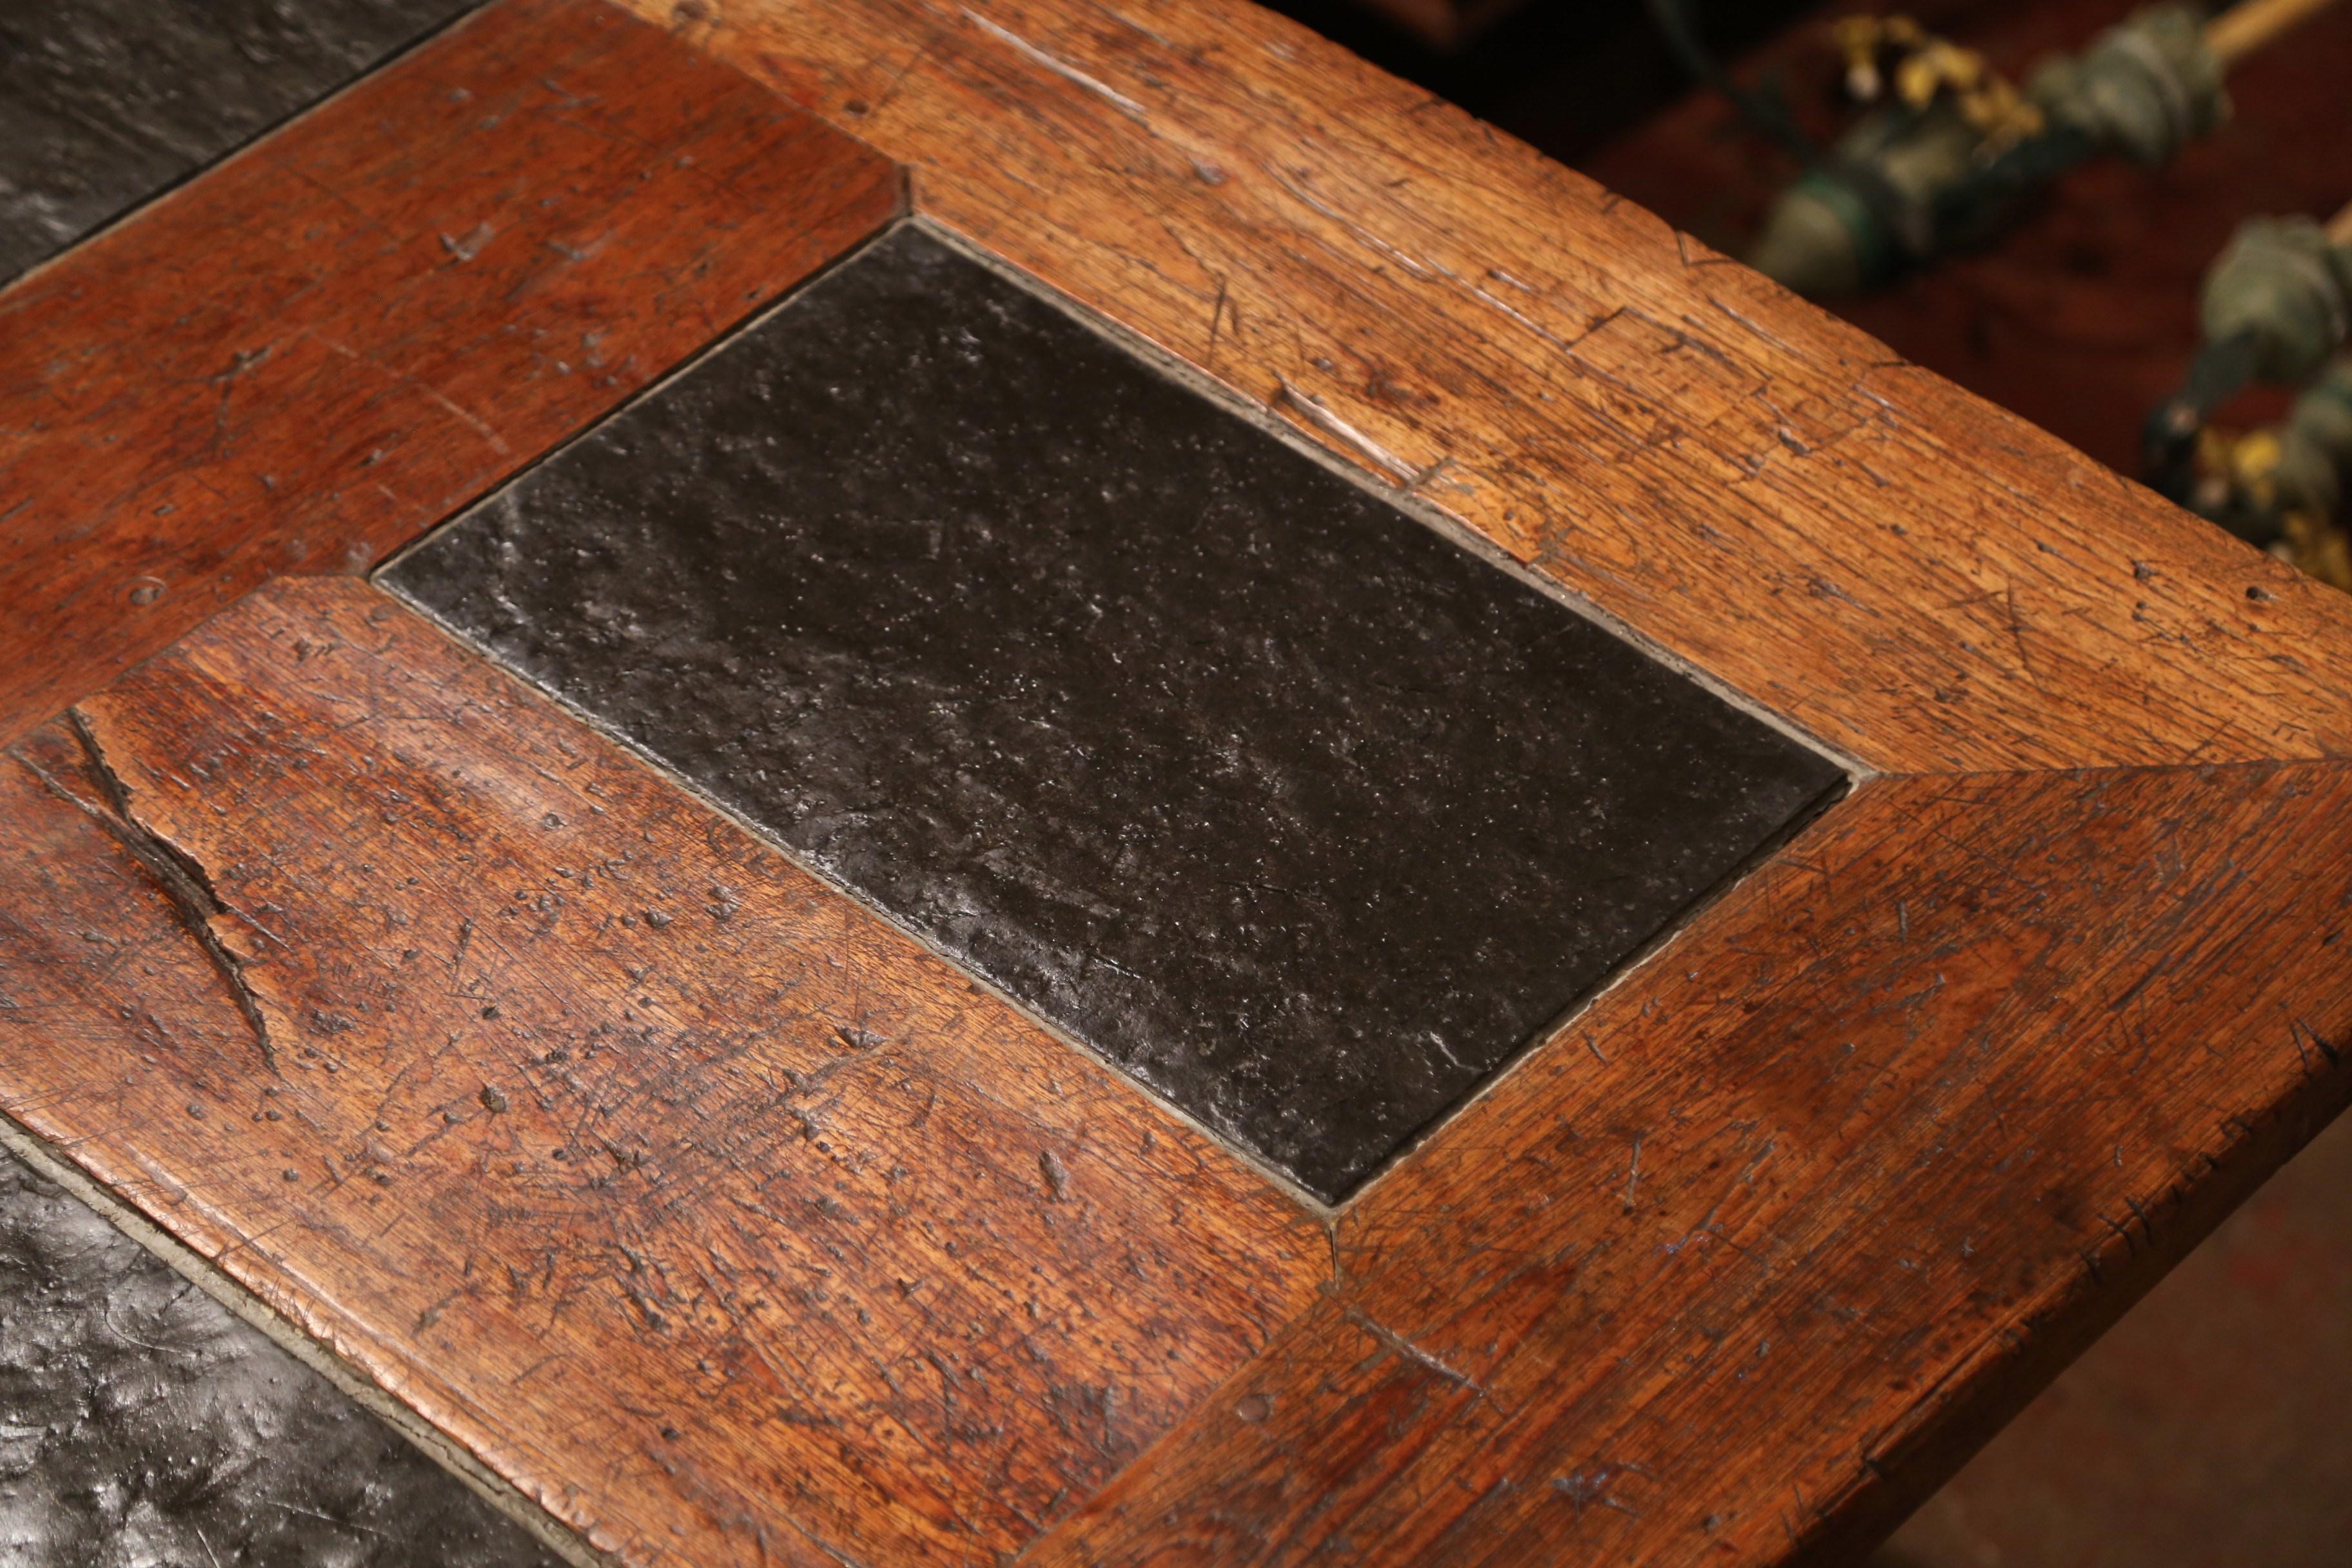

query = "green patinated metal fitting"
[1749,4,2228,299]
[2027,3,2227,166]
[2201,217,2352,386]
[2266,359,2352,523]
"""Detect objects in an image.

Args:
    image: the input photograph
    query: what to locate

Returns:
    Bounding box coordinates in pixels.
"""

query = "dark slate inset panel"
[0,0,475,282]
[0,1146,565,1566]
[383,225,1843,1201]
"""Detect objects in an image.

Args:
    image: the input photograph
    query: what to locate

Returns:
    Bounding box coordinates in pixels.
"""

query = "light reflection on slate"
[0,1147,565,1565]
[383,224,1843,1202]
[0,0,475,282]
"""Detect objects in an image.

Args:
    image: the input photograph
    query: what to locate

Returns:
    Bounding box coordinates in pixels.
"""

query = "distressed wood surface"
[8,0,2352,1563]
[632,0,2352,776]
[0,0,897,750]
[0,577,1324,1568]
[1033,764,2352,1564]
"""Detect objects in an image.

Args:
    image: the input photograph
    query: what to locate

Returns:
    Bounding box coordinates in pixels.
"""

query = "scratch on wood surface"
[1344,1306,1483,1393]
[962,10,1148,121]
[1276,379,1423,484]
[1465,283,1573,353]
[11,715,280,1075]
[1552,1460,1647,1519]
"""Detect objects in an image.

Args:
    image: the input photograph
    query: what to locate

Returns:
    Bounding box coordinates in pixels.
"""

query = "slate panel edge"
[1343,763,1850,1206]
[0,1108,611,1567]
[374,561,1349,1216]
[373,211,1861,1215]
[374,210,1860,783]
[888,221,1859,1202]
[903,216,1872,781]
[0,1,489,293]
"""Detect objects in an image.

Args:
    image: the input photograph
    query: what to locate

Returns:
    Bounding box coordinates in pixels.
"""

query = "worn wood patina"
[3,0,2350,1563]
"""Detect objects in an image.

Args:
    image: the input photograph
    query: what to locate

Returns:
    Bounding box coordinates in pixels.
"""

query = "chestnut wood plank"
[0,0,897,750]
[0,577,1325,1568]
[1031,764,2352,1565]
[631,0,2352,776]
[9,1,2352,1563]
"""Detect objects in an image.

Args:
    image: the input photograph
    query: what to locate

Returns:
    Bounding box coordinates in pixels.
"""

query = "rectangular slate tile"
[383,224,1844,1202]
[0,0,475,281]
[0,1143,564,1565]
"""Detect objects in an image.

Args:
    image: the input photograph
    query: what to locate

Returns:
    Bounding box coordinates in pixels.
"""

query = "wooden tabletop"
[6,1,2352,1565]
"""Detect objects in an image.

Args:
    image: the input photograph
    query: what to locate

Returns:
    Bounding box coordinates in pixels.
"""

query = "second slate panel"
[1,0,477,282]
[0,1144,562,1566]
[383,224,1841,1202]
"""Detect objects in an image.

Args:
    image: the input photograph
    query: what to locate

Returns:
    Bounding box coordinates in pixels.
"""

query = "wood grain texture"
[0,577,1324,1568]
[11,2,2352,1563]
[1032,765,2352,1565]
[1881,1104,2352,1567]
[630,0,2352,776]
[0,0,896,750]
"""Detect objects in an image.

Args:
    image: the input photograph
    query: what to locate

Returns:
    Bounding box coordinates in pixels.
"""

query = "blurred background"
[1251,1,2352,1562]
